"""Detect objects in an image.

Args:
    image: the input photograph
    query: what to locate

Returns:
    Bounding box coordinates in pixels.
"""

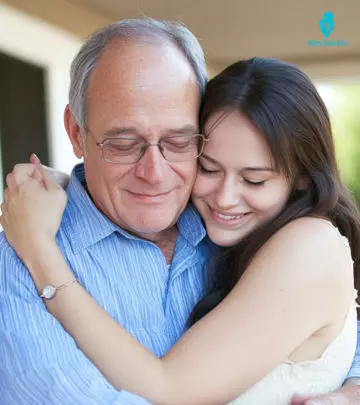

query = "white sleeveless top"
[228,223,358,405]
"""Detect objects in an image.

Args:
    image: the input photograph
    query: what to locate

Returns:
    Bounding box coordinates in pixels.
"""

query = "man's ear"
[296,175,310,190]
[64,105,84,159]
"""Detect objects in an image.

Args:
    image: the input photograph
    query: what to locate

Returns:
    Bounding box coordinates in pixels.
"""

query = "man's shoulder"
[0,232,38,296]
[0,231,20,263]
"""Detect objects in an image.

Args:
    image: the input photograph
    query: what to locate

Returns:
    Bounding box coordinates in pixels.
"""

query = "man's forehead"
[86,45,200,119]
[102,124,200,138]
[85,40,200,134]
[91,39,197,86]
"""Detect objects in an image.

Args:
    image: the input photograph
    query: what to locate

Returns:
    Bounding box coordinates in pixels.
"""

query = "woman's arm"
[1,173,351,405]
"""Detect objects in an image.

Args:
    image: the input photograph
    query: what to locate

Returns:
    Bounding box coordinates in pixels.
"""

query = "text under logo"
[308,12,348,47]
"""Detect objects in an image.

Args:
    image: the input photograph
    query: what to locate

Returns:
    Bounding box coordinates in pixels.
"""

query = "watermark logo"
[308,12,348,47]
[319,12,335,38]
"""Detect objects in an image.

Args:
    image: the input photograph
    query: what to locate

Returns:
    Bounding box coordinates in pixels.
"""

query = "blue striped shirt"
[0,163,359,404]
[0,164,213,404]
[347,325,360,380]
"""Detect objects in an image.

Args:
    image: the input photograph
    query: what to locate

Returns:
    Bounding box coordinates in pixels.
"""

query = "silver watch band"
[40,279,78,300]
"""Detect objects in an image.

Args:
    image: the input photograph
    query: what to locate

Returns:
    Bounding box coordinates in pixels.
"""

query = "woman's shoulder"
[277,216,337,234]
[254,216,353,283]
[269,217,349,254]
[248,217,354,315]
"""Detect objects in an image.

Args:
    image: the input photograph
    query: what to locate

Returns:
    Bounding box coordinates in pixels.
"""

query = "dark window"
[0,51,49,188]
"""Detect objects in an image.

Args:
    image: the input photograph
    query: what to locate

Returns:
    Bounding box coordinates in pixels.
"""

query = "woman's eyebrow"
[242,167,275,172]
[201,154,274,172]
[200,154,221,166]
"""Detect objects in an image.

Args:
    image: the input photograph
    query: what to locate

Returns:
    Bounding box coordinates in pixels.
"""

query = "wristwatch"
[39,279,78,300]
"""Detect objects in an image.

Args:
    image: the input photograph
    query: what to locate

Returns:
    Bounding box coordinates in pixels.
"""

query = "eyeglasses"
[87,130,206,164]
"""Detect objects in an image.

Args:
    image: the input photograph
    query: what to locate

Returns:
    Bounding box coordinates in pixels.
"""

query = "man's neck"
[155,226,179,264]
[134,226,179,264]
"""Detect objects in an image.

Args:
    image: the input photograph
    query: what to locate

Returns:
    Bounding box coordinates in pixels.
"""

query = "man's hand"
[291,383,360,404]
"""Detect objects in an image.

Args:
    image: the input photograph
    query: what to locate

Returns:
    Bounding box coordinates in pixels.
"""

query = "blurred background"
[0,0,359,204]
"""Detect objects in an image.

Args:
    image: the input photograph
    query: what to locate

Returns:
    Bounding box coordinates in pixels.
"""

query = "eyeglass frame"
[85,129,208,164]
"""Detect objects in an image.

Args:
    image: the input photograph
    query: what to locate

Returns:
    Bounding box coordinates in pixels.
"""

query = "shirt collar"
[62,163,207,253]
[177,203,207,247]
[63,164,135,253]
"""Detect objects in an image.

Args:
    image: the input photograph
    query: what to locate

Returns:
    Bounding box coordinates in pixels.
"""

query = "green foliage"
[326,83,360,206]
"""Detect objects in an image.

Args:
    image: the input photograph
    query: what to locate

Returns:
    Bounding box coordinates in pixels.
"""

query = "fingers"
[3,187,9,204]
[0,201,6,215]
[29,153,40,165]
[0,200,8,229]
[300,385,360,405]
[6,163,38,191]
[5,153,50,192]
[31,153,53,177]
[291,394,314,404]
[0,202,7,217]
[33,157,61,191]
[30,154,47,186]
[32,166,46,184]
[28,153,69,189]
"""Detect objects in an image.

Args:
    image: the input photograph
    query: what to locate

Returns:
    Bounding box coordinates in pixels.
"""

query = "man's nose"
[134,145,167,184]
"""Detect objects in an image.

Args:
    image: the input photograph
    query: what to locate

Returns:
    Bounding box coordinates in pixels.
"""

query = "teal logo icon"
[319,12,335,38]
[308,12,347,47]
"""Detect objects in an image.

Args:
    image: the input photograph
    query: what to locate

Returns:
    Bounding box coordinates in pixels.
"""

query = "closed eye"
[198,163,220,174]
[244,179,265,186]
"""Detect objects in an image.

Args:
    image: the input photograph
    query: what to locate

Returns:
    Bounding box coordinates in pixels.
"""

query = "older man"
[0,19,359,405]
[0,18,209,405]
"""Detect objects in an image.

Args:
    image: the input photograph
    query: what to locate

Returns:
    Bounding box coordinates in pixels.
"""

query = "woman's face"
[192,111,293,247]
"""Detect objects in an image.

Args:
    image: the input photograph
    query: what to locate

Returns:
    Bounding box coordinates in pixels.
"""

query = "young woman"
[2,57,360,405]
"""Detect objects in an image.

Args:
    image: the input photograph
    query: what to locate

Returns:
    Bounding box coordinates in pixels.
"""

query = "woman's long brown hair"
[190,57,360,324]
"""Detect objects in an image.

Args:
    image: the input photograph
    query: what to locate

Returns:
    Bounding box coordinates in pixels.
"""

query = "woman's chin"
[207,230,246,247]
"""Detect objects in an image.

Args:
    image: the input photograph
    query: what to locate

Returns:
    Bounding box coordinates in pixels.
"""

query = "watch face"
[41,285,56,300]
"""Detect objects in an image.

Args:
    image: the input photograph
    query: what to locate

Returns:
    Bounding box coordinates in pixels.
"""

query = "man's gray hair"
[69,18,207,131]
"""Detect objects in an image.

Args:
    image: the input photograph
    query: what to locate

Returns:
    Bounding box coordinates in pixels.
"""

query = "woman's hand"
[5,154,71,189]
[0,157,68,266]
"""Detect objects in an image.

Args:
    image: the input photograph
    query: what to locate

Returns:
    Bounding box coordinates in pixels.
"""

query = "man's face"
[67,40,200,240]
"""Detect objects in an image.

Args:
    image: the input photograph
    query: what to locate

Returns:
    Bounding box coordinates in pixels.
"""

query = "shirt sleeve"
[345,320,360,380]
[0,241,151,405]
